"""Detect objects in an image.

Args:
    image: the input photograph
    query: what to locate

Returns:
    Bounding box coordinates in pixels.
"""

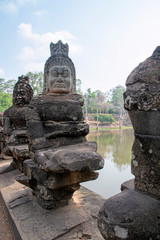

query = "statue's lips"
[54,83,66,88]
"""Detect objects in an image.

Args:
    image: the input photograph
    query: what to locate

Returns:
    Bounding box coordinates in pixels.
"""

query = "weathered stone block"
[34,142,104,173]
[30,136,86,152]
[128,111,160,136]
[7,130,28,145]
[27,121,45,139]
[37,184,80,209]
[44,121,89,138]
[29,94,84,122]
[23,159,98,190]
[131,135,160,198]
[98,189,160,240]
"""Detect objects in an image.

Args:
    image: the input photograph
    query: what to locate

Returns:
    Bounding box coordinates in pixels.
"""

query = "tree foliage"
[76,79,82,94]
[84,88,96,114]
[93,114,115,124]
[83,87,124,115]
[26,71,43,95]
[95,90,108,113]
[0,78,16,95]
[110,85,125,114]
[0,92,12,112]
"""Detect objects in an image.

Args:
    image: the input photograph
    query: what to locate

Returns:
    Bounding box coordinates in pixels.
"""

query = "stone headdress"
[13,75,33,106]
[43,40,76,94]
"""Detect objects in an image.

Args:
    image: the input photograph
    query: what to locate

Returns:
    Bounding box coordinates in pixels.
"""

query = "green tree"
[0,78,16,95]
[93,114,115,124]
[4,79,17,95]
[111,85,125,112]
[0,78,5,92]
[95,90,106,113]
[110,85,126,128]
[26,71,43,95]
[76,79,83,94]
[0,93,12,112]
[84,88,96,120]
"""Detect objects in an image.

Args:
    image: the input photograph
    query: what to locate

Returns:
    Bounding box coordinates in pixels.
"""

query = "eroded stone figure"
[98,46,160,240]
[0,112,4,159]
[19,40,104,209]
[2,75,33,171]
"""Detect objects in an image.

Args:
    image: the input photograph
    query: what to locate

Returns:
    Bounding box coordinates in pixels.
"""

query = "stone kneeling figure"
[1,75,33,173]
[18,40,104,209]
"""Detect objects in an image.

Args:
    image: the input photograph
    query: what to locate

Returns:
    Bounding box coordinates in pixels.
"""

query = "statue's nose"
[57,75,63,82]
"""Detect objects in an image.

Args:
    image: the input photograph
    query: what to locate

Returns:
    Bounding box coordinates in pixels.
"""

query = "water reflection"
[82,128,134,199]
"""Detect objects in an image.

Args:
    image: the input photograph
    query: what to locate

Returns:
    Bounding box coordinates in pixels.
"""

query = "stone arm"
[26,108,46,152]
[3,116,13,135]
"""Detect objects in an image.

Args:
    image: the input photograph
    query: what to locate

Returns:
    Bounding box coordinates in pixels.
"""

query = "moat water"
[82,128,134,199]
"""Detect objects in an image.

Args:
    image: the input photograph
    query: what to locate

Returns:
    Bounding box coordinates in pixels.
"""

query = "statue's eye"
[63,70,69,78]
[52,70,58,77]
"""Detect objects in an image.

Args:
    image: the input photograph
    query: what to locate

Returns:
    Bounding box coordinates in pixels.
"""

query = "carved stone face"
[14,84,30,106]
[48,66,72,93]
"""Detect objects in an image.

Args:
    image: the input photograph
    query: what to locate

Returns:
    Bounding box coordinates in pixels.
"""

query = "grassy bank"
[89,126,133,131]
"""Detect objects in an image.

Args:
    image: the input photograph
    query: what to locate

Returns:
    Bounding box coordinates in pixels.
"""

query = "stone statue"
[98,46,160,239]
[43,40,76,94]
[3,75,33,134]
[25,40,88,152]
[2,75,33,171]
[18,40,104,209]
[0,112,4,159]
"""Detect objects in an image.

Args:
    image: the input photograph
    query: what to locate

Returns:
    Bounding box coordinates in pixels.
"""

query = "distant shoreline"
[89,126,133,131]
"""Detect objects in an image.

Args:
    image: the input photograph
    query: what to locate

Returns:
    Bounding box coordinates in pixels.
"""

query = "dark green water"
[82,128,134,199]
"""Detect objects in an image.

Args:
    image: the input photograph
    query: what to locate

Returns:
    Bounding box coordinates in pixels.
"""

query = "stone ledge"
[0,161,105,240]
[121,178,135,191]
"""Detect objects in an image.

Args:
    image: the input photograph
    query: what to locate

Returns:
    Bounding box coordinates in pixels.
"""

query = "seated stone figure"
[0,112,4,159]
[20,40,104,209]
[2,75,33,171]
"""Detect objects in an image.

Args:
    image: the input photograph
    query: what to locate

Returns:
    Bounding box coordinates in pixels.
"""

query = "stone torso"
[29,94,84,122]
[26,93,89,152]
[4,106,29,130]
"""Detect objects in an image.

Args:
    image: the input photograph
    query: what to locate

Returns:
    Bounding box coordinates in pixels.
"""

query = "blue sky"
[1,0,160,93]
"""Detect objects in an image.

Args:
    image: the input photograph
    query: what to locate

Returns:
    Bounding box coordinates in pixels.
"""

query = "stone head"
[13,75,33,107]
[43,40,76,94]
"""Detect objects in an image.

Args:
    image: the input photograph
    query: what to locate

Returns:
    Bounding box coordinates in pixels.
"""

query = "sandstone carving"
[17,40,104,209]
[2,75,33,171]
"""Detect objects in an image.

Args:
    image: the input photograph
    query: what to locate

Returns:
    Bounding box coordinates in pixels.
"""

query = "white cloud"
[18,23,39,40]
[17,23,82,73]
[17,23,76,45]
[0,68,5,76]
